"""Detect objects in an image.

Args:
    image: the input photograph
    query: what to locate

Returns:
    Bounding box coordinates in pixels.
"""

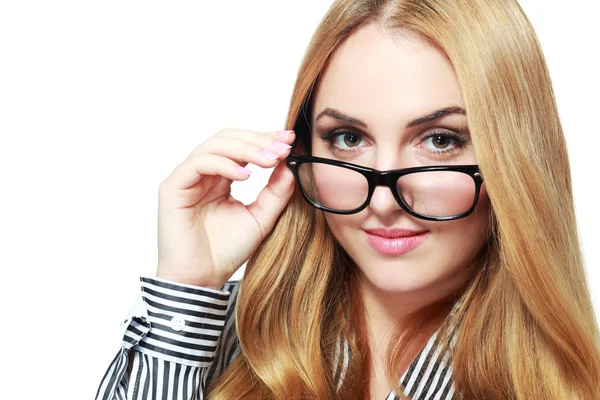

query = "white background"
[0,1,598,398]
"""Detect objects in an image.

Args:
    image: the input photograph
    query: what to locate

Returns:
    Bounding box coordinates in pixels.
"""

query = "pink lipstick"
[363,228,429,256]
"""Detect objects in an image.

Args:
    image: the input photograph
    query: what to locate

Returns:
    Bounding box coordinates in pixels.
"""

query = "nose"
[369,185,401,217]
[368,180,415,217]
[367,152,414,216]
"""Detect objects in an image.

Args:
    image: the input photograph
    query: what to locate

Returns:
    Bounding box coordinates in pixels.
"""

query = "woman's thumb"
[247,160,296,236]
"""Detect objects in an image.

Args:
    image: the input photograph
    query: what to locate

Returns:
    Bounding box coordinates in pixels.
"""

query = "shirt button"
[170,316,186,331]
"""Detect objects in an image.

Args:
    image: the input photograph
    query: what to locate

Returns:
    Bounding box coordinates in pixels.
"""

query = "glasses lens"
[297,162,368,211]
[396,171,476,217]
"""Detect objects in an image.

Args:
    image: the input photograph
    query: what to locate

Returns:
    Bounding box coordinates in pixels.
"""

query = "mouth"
[363,228,430,256]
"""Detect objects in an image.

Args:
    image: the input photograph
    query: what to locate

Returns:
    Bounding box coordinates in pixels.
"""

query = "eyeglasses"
[285,154,484,221]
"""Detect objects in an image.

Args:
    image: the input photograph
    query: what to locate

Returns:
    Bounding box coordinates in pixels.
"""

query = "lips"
[363,228,428,238]
[363,228,429,255]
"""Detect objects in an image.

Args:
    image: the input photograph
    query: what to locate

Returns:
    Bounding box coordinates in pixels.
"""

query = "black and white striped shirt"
[95,276,461,399]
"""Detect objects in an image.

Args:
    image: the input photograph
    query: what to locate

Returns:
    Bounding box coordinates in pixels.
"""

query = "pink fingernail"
[261,149,279,160]
[237,166,252,175]
[278,130,294,138]
[273,140,292,150]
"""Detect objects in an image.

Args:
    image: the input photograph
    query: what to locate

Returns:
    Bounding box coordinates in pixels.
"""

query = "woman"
[96,0,600,398]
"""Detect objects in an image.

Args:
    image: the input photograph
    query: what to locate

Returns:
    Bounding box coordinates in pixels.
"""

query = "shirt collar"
[336,293,466,399]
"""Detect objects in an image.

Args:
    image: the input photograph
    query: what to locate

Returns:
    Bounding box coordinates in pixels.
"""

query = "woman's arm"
[95,277,240,400]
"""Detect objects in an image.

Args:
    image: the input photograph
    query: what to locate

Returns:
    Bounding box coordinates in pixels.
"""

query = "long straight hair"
[207,0,600,398]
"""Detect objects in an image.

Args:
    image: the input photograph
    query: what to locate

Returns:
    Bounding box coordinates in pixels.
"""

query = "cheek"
[324,213,362,243]
[428,190,491,261]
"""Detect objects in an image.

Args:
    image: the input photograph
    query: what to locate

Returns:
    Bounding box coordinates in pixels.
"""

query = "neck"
[359,268,472,361]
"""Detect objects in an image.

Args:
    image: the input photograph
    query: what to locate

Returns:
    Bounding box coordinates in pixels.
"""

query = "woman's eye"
[333,131,364,149]
[421,132,465,152]
[429,134,453,149]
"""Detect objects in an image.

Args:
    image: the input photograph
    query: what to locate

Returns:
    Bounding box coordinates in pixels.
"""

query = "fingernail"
[272,140,292,150]
[237,166,252,175]
[278,130,294,138]
[261,149,279,160]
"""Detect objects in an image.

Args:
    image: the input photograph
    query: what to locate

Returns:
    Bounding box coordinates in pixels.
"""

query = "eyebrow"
[315,106,466,129]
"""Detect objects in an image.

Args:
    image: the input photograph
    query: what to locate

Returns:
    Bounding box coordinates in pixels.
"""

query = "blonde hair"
[207,0,600,398]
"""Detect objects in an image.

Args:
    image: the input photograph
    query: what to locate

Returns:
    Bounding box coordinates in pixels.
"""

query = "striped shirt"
[95,276,461,400]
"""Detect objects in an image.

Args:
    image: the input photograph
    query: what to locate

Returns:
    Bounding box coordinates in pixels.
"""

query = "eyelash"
[318,128,470,157]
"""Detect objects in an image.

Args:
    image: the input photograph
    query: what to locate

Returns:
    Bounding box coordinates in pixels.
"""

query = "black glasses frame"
[285,154,484,221]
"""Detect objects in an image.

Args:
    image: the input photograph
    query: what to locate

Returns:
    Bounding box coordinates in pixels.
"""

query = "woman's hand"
[155,128,296,289]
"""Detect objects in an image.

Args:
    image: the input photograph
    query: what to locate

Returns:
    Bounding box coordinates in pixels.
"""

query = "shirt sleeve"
[95,276,241,400]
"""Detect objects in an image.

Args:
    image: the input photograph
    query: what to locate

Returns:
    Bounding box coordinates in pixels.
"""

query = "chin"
[350,246,476,300]
[357,258,446,293]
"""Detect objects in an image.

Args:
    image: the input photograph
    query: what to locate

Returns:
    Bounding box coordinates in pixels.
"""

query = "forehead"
[312,23,464,127]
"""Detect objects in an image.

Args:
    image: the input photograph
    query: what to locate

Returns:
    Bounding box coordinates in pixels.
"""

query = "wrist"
[155,270,227,291]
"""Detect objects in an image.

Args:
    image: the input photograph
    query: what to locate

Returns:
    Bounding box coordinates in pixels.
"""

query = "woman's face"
[310,23,491,297]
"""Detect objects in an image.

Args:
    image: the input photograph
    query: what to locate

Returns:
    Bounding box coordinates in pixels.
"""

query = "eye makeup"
[316,125,471,160]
